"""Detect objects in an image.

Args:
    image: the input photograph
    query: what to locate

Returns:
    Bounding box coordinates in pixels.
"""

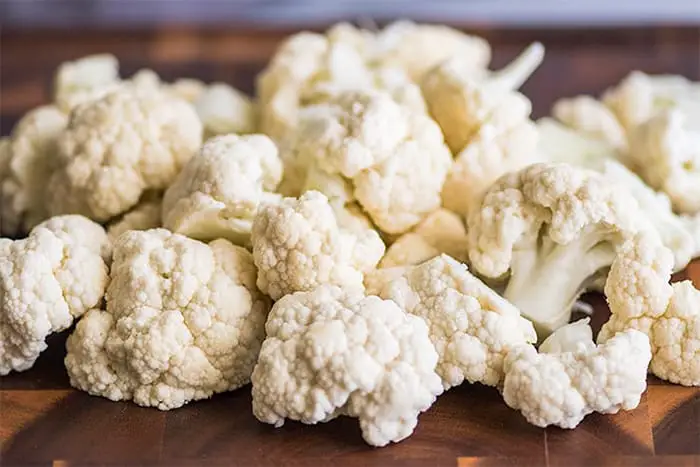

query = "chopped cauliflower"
[65,229,270,409]
[47,86,203,222]
[366,255,536,389]
[107,195,162,241]
[538,318,593,354]
[251,284,443,447]
[1,215,110,375]
[379,209,469,268]
[169,78,207,103]
[251,190,384,300]
[552,95,627,150]
[53,54,120,112]
[193,83,257,139]
[1,106,68,237]
[502,324,651,429]
[162,134,282,246]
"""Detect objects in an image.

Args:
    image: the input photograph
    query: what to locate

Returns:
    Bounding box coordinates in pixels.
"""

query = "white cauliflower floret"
[379,209,469,268]
[0,215,110,375]
[502,324,651,429]
[64,229,270,409]
[366,255,536,389]
[1,106,68,236]
[47,86,203,222]
[538,318,594,354]
[107,195,162,241]
[168,78,207,103]
[373,20,491,81]
[162,135,282,246]
[251,285,443,447]
[628,109,700,214]
[53,54,120,112]
[251,191,384,300]
[193,83,257,139]
[468,163,651,340]
[552,95,627,150]
[421,42,543,154]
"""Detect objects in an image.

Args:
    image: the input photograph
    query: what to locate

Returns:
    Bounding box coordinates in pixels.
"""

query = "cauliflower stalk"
[251,284,443,447]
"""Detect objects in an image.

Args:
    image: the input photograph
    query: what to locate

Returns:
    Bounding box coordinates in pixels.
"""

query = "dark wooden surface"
[1,25,700,467]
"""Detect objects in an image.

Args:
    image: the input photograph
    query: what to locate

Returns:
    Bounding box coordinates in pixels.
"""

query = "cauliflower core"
[251,191,384,300]
[367,255,536,389]
[1,215,110,375]
[65,229,270,409]
[162,134,282,246]
[251,285,443,447]
[47,86,203,222]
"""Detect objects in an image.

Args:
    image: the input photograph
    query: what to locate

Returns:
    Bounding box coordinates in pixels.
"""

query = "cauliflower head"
[502,323,651,429]
[47,86,203,222]
[162,134,282,245]
[251,191,384,300]
[366,255,536,389]
[53,54,120,112]
[251,284,443,447]
[1,215,110,375]
[65,229,270,409]
[1,106,69,237]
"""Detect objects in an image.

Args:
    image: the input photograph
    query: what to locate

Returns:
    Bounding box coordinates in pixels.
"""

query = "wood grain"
[0,25,699,467]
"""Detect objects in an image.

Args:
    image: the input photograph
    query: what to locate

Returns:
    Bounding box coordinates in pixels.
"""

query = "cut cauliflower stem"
[53,54,120,112]
[537,118,697,271]
[366,255,536,389]
[162,135,282,246]
[251,285,443,447]
[502,320,651,429]
[47,86,203,222]
[421,41,544,154]
[0,215,110,375]
[251,190,384,300]
[193,83,257,139]
[0,106,68,237]
[106,195,162,241]
[468,163,651,341]
[65,229,270,409]
[297,90,452,234]
[379,209,469,268]
[628,109,700,214]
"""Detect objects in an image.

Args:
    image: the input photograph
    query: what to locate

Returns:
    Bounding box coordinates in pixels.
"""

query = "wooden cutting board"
[1,25,699,467]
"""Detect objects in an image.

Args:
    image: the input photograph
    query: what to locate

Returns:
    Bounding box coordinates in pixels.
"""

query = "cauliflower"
[251,191,384,300]
[162,135,282,246]
[106,195,162,241]
[0,215,110,375]
[502,321,651,429]
[65,229,270,409]
[366,255,536,389]
[379,209,469,268]
[168,78,207,103]
[46,86,203,222]
[421,41,544,154]
[551,95,627,150]
[628,109,700,214]
[1,106,69,237]
[53,54,120,112]
[538,318,593,354]
[251,284,443,447]
[296,90,452,234]
[193,83,257,139]
[468,163,651,340]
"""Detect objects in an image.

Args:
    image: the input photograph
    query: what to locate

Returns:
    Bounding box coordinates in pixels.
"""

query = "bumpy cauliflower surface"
[367,255,536,389]
[251,191,384,300]
[162,134,282,245]
[1,215,110,375]
[1,106,69,236]
[65,229,270,409]
[47,86,203,222]
[251,284,443,447]
[106,195,162,241]
[552,95,627,150]
[53,54,121,112]
[502,323,651,429]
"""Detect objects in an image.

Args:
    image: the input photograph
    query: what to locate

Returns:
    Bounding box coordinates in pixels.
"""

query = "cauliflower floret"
[628,109,700,214]
[251,191,384,300]
[502,324,651,429]
[1,106,68,236]
[64,229,270,409]
[379,209,469,268]
[421,42,543,154]
[193,83,257,139]
[0,215,110,375]
[251,284,443,447]
[366,255,536,389]
[46,86,203,222]
[162,135,282,246]
[468,163,651,340]
[538,318,594,354]
[168,78,207,103]
[373,20,491,81]
[552,95,627,150]
[107,195,162,241]
[53,54,120,112]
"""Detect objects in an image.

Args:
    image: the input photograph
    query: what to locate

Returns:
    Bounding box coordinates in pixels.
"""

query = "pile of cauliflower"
[1,21,699,447]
